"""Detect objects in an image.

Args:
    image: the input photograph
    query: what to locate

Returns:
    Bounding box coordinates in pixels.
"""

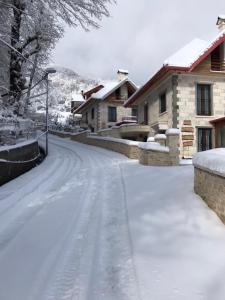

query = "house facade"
[125,16,225,158]
[75,70,138,132]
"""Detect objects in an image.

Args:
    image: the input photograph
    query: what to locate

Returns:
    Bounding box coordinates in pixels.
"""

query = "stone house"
[125,16,225,158]
[74,70,138,132]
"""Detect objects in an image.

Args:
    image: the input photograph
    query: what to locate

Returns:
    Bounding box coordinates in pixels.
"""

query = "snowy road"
[0,135,225,300]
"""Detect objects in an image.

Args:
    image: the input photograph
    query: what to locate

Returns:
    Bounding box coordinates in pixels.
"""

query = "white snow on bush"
[193,148,225,178]
[166,128,180,135]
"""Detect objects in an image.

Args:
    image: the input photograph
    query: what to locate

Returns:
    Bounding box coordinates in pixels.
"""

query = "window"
[196,84,212,116]
[85,112,88,123]
[144,103,148,125]
[108,106,117,122]
[132,108,138,117]
[198,128,212,152]
[115,88,120,99]
[91,108,95,119]
[159,93,166,113]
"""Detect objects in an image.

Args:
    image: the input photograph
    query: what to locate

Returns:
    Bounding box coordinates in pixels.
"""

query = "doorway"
[197,128,212,152]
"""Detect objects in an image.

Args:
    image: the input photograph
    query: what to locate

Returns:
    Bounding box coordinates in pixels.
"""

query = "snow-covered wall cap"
[0,139,37,153]
[193,148,225,178]
[155,134,167,140]
[166,128,180,136]
[88,135,139,146]
[139,142,169,153]
[147,137,155,142]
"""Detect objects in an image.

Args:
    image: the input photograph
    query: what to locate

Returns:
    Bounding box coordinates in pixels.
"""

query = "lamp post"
[44,67,56,156]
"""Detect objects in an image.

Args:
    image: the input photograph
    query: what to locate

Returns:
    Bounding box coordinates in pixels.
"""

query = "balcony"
[211,59,225,72]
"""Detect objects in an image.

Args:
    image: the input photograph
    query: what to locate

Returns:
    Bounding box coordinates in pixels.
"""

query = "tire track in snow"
[33,151,104,300]
[0,138,82,252]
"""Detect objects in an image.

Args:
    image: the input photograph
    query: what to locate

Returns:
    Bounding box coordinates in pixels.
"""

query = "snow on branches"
[0,0,115,116]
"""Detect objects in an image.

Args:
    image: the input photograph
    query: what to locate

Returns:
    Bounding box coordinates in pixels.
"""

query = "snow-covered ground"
[0,135,225,300]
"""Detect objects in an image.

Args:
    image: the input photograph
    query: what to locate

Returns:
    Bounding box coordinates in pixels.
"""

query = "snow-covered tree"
[0,0,115,116]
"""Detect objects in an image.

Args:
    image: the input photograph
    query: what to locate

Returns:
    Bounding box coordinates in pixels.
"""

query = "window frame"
[91,107,95,119]
[159,92,167,114]
[108,106,117,122]
[196,83,213,116]
[131,107,138,117]
[197,127,212,152]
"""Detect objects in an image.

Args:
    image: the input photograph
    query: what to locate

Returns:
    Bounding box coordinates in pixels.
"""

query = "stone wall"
[177,74,225,158]
[193,149,225,223]
[50,128,180,166]
[137,76,174,131]
[136,72,225,158]
[194,168,225,223]
[0,140,40,186]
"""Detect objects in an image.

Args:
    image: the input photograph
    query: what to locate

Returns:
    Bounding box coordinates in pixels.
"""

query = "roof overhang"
[125,33,225,108]
[124,66,188,107]
[210,116,225,125]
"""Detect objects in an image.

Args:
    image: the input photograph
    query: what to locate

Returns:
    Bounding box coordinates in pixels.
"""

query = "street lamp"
[44,67,56,156]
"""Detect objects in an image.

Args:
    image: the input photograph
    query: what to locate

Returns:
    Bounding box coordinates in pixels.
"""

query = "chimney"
[117,69,129,81]
[217,15,225,32]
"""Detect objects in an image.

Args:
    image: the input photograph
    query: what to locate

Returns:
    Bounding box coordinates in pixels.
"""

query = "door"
[217,127,225,147]
[198,128,212,152]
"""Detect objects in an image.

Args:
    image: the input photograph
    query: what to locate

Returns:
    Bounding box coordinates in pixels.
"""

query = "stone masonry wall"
[50,129,180,166]
[137,76,174,131]
[177,74,225,158]
[0,140,40,186]
[194,168,225,223]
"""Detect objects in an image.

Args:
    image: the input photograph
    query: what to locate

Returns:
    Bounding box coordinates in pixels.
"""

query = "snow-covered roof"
[118,69,129,74]
[125,28,225,107]
[92,81,120,99]
[91,78,137,100]
[165,29,225,68]
[164,38,209,68]
[71,93,85,102]
[74,77,137,113]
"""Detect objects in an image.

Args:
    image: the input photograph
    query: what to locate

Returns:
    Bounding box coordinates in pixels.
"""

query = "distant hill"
[30,67,98,124]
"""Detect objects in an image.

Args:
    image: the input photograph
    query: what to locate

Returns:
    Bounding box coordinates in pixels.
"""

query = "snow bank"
[193,148,225,178]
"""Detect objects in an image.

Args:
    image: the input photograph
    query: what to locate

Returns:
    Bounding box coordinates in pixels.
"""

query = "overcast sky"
[52,0,225,85]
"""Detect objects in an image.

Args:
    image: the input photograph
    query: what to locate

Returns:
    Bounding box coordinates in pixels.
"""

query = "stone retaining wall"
[50,129,180,166]
[0,140,40,186]
[193,149,225,223]
[194,167,225,223]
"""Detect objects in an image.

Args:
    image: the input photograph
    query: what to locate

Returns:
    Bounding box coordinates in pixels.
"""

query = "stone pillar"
[155,134,167,146]
[111,126,121,138]
[166,129,180,166]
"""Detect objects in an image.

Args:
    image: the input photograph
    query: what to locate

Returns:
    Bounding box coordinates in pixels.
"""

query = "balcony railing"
[211,59,225,72]
[122,116,137,122]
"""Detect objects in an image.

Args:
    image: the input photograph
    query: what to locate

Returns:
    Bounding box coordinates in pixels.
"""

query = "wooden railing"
[122,116,137,122]
[211,59,225,71]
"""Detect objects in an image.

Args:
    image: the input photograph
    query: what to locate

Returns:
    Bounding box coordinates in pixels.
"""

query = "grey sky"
[52,0,225,85]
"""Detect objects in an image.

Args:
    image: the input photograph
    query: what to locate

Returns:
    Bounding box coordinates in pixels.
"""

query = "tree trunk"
[9,0,26,113]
